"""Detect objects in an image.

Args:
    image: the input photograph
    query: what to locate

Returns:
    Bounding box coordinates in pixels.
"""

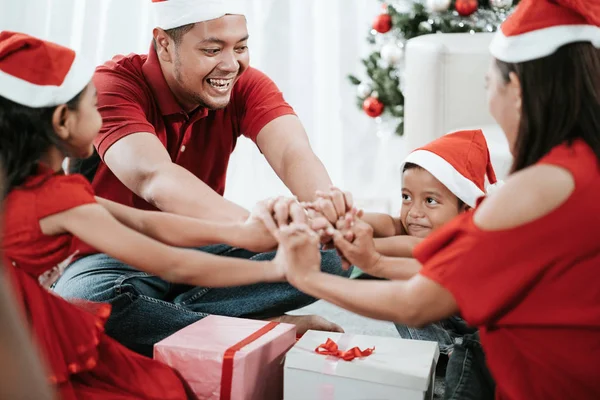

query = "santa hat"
[490,0,600,63]
[400,129,499,208]
[0,31,94,108]
[151,0,246,31]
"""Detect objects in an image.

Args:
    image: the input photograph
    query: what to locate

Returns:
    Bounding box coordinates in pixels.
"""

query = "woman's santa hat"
[0,31,94,108]
[400,129,500,208]
[490,0,600,63]
[151,0,246,30]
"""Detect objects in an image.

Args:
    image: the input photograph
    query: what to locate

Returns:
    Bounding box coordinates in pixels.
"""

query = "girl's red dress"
[415,140,600,400]
[3,165,191,400]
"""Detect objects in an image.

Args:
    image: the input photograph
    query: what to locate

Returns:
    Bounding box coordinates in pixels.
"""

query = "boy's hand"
[329,218,382,275]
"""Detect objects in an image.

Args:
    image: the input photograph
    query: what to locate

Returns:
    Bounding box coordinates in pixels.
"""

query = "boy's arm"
[360,212,404,237]
[374,236,423,258]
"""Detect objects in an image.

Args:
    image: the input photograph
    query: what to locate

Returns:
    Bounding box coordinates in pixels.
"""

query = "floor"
[291,300,446,398]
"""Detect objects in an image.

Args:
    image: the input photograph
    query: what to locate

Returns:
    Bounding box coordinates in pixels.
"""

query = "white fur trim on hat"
[0,54,94,108]
[152,0,246,30]
[490,24,600,63]
[402,150,485,208]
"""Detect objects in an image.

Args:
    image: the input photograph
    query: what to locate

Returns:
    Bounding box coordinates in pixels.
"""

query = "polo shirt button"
[180,145,186,153]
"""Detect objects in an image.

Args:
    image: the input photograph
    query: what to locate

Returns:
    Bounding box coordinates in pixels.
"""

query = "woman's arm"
[278,223,457,325]
[40,204,282,287]
[95,196,276,253]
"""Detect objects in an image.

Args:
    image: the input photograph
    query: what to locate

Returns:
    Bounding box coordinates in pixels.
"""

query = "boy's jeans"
[396,317,495,400]
[54,244,350,357]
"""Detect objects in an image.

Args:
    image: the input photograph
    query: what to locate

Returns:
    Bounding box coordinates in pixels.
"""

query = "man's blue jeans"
[54,244,350,357]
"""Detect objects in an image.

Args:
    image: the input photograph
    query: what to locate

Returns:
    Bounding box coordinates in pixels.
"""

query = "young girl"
[0,30,302,399]
[276,0,600,399]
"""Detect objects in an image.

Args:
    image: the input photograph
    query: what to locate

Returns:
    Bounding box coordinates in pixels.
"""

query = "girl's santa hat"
[401,129,500,208]
[490,0,600,63]
[151,0,246,30]
[0,31,94,108]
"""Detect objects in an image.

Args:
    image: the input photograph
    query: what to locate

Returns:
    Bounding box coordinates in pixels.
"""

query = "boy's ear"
[460,203,471,213]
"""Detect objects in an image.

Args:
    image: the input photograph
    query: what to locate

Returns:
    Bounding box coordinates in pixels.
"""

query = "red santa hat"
[400,129,499,208]
[0,31,94,108]
[151,0,246,30]
[490,0,600,63]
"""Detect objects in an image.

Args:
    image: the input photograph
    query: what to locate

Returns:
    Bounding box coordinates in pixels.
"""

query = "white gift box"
[284,330,439,400]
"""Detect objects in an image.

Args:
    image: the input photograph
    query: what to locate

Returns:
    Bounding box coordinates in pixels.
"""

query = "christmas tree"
[349,0,518,136]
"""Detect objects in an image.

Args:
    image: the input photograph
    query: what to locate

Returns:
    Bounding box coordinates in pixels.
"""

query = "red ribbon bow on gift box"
[315,338,375,361]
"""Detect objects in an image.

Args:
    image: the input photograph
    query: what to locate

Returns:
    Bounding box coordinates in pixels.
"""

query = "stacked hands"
[242,187,383,283]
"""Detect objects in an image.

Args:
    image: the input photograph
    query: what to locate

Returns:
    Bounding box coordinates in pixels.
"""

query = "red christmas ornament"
[455,0,478,16]
[372,14,392,34]
[363,97,384,118]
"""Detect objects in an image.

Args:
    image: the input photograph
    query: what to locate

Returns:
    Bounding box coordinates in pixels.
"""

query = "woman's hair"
[496,42,600,172]
[0,91,84,195]
[402,162,466,210]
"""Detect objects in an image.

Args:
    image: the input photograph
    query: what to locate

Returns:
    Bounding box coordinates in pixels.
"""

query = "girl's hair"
[496,42,600,172]
[0,90,84,195]
[402,162,465,210]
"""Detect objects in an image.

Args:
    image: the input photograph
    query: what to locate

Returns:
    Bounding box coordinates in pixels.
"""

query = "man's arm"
[257,115,333,202]
[103,132,249,222]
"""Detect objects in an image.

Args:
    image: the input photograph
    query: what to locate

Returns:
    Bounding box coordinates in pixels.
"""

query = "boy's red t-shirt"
[415,140,600,400]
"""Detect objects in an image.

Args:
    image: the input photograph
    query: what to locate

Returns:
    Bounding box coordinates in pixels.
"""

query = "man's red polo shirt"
[80,46,295,256]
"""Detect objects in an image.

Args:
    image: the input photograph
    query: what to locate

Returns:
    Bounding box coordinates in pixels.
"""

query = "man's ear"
[153,28,174,63]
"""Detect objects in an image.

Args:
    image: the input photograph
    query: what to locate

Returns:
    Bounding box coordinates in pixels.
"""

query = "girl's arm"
[95,196,276,253]
[40,204,282,287]
[0,268,56,400]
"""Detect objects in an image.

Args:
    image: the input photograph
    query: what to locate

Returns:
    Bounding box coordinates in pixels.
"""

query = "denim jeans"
[396,317,495,400]
[53,244,349,357]
[444,331,495,400]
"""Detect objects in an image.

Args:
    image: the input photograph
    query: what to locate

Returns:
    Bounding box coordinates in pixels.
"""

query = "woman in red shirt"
[277,1,600,399]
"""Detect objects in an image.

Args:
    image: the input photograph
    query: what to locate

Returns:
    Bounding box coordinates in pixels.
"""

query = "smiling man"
[54,0,350,357]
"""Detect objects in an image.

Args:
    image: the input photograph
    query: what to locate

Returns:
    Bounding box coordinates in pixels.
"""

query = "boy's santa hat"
[490,0,600,63]
[151,0,246,31]
[0,31,94,108]
[401,129,499,208]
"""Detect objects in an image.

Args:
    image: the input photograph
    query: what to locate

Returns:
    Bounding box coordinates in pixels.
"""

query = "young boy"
[331,129,500,399]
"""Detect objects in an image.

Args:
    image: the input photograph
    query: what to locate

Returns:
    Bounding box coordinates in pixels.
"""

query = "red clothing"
[2,165,191,400]
[415,140,600,400]
[79,45,294,257]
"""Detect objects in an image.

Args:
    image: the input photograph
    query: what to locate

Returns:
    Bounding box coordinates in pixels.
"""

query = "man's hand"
[329,218,383,275]
[248,197,308,239]
[311,186,354,225]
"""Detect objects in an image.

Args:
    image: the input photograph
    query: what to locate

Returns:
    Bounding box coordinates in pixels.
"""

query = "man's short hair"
[153,23,195,50]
